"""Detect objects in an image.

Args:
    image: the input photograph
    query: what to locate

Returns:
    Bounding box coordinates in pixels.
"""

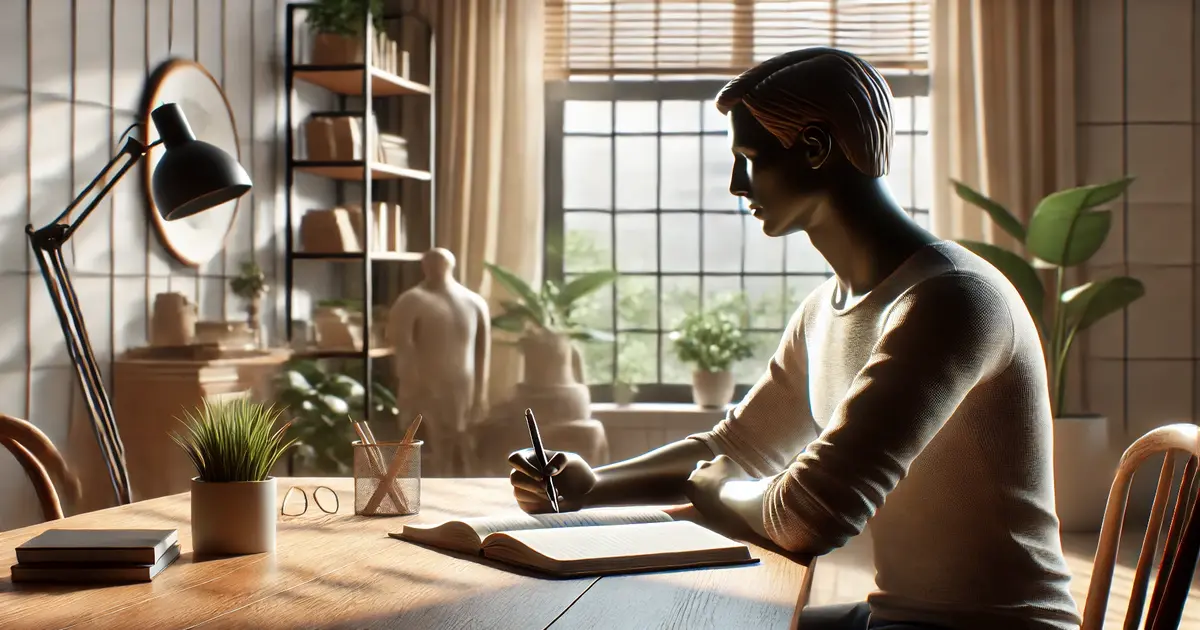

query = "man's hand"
[508,449,598,513]
[684,455,761,535]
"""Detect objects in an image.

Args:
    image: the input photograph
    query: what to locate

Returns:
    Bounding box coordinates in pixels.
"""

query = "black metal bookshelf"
[282,2,435,421]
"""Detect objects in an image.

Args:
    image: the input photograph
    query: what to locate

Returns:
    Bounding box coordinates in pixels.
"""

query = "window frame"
[544,74,931,403]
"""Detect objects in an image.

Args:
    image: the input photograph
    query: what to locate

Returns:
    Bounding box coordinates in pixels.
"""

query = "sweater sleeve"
[689,296,821,478]
[763,273,1015,555]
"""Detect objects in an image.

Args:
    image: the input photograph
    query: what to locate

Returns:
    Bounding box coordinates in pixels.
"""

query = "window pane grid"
[555,80,930,393]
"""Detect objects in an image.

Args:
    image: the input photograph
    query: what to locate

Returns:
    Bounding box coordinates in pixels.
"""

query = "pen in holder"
[353,439,422,516]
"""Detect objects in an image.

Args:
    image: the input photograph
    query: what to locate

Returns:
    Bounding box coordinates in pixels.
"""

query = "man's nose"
[729,160,750,197]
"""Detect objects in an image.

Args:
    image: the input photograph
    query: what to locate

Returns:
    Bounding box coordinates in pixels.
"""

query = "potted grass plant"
[172,398,295,555]
[670,306,755,408]
[952,176,1144,532]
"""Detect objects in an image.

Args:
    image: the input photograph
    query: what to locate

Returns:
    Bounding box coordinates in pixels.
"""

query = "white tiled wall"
[0,0,330,530]
[1077,0,1199,509]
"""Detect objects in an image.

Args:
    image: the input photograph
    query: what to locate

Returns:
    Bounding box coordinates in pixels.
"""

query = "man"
[508,48,1081,630]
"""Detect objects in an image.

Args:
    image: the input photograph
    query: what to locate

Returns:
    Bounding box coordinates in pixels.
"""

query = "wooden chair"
[1083,423,1200,629]
[0,414,81,522]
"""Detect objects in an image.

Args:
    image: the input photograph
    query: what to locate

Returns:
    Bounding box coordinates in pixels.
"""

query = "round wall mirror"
[142,58,242,267]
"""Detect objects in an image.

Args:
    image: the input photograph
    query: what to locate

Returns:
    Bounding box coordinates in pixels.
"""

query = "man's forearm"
[584,438,715,507]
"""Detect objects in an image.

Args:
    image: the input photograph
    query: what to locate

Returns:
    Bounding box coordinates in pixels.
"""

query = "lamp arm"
[36,137,152,242]
[21,135,163,507]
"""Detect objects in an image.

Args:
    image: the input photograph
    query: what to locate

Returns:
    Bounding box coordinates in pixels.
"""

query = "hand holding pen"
[524,408,559,512]
[507,409,599,514]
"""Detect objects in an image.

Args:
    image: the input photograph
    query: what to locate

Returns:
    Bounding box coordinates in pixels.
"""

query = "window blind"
[544,0,931,79]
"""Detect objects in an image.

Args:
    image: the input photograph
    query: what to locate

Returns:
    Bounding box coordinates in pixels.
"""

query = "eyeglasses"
[280,485,340,516]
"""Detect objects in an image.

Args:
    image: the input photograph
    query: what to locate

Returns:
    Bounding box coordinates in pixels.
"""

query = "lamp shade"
[150,103,253,221]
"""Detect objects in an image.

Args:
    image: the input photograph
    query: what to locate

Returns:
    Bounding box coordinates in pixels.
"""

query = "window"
[544,0,932,401]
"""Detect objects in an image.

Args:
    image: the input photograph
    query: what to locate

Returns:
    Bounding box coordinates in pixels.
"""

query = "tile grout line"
[142,0,152,345]
[1121,0,1130,435]
[108,0,117,420]
[23,0,32,419]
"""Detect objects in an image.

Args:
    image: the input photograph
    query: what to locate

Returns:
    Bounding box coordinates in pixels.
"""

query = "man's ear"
[798,126,831,170]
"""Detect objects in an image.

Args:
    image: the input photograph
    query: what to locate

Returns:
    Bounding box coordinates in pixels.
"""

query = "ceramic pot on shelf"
[513,329,591,426]
[151,292,197,347]
[691,370,735,409]
[311,33,364,65]
[190,477,276,555]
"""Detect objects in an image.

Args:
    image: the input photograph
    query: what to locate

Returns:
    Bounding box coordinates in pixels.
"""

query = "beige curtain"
[411,0,546,405]
[930,0,1076,251]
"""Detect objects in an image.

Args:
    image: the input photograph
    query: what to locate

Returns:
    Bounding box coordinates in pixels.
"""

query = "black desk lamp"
[25,102,252,505]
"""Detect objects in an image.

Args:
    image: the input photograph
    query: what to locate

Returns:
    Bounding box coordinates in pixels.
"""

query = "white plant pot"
[191,477,277,555]
[613,383,637,406]
[1053,415,1113,533]
[692,370,735,409]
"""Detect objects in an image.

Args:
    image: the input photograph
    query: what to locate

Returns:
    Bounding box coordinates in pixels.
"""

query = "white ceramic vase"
[515,330,591,425]
[1053,415,1114,533]
[692,370,735,409]
[191,477,277,555]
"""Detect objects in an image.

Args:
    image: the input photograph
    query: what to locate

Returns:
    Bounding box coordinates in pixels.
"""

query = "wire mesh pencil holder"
[353,440,422,516]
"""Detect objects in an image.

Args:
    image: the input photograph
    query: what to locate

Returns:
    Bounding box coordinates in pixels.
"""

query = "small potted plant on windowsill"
[173,398,294,556]
[306,0,384,66]
[612,378,638,406]
[670,307,754,409]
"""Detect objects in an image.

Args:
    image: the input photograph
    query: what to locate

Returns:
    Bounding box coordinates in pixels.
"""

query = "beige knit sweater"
[691,241,1082,630]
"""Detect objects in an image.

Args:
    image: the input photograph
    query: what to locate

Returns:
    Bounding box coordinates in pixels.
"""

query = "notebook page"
[460,506,672,538]
[488,521,748,563]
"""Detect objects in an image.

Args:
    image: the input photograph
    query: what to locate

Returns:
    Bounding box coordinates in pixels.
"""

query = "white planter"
[692,370,735,408]
[1053,415,1113,533]
[191,477,277,555]
[613,383,637,406]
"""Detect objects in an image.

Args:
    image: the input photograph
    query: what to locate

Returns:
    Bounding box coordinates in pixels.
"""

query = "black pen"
[524,408,559,513]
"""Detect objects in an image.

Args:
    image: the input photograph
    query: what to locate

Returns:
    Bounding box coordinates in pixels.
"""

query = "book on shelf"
[392,506,756,578]
[302,114,411,169]
[299,208,361,253]
[11,529,182,584]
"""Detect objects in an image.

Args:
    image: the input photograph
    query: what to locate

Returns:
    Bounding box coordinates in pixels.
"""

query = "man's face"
[726,104,827,238]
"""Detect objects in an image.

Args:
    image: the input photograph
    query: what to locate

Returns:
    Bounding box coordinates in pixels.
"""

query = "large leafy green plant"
[484,262,618,342]
[306,0,384,36]
[952,176,1144,417]
[274,360,397,474]
[171,399,295,483]
[670,304,755,373]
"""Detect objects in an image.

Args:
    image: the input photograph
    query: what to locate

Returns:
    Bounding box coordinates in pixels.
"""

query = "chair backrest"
[1082,423,1200,630]
[0,414,80,522]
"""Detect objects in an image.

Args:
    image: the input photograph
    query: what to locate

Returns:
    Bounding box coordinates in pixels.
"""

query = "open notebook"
[391,507,756,577]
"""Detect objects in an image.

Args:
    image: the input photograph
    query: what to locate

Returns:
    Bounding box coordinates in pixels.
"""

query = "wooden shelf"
[293,346,394,360]
[293,65,431,97]
[293,160,432,181]
[292,251,423,262]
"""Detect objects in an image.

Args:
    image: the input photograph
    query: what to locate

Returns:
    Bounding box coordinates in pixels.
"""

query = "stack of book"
[11,528,181,584]
[377,133,408,168]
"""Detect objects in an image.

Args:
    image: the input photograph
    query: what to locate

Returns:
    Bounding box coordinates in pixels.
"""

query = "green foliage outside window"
[562,231,805,387]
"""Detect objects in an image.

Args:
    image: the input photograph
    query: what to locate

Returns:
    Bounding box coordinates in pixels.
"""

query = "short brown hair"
[715,48,893,178]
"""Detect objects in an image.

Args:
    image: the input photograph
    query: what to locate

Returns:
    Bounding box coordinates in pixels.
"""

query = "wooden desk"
[0,478,811,630]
